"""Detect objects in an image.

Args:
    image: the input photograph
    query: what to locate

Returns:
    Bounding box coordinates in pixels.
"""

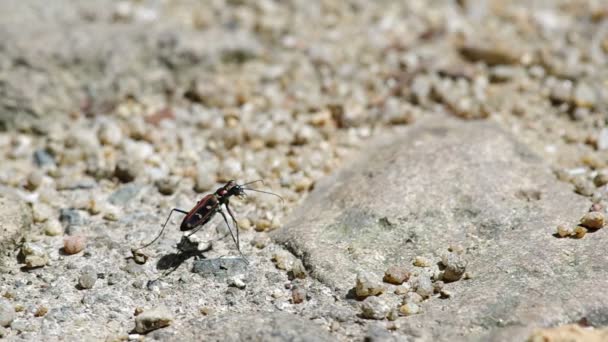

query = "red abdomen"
[180,194,219,231]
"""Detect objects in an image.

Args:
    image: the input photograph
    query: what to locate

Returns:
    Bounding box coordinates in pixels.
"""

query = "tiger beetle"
[132,180,283,263]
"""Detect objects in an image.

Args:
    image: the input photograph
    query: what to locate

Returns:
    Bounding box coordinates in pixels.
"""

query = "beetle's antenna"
[242,188,285,204]
[242,179,265,186]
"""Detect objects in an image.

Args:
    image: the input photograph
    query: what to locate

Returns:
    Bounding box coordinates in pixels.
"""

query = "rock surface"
[275,118,600,340]
[0,192,32,256]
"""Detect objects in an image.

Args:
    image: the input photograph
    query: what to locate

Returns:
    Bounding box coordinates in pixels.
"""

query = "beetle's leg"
[218,209,248,263]
[225,201,240,254]
[133,208,189,251]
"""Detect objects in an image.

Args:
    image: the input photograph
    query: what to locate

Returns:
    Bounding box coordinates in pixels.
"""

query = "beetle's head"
[217,180,246,199]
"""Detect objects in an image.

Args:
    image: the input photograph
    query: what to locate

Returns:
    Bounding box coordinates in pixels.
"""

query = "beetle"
[132,180,283,262]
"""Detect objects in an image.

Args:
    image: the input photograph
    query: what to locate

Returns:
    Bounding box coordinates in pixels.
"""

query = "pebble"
[59,208,85,227]
[355,271,385,298]
[272,251,295,271]
[399,303,420,316]
[413,256,432,267]
[21,243,48,268]
[194,172,215,193]
[114,159,139,183]
[32,203,53,223]
[78,266,97,289]
[441,253,467,282]
[0,299,14,327]
[33,149,55,167]
[227,276,246,289]
[360,297,389,320]
[572,178,594,196]
[155,177,177,196]
[134,306,173,334]
[572,82,597,108]
[579,212,605,229]
[573,226,587,239]
[556,225,573,238]
[254,218,272,232]
[413,275,433,299]
[387,309,399,321]
[44,219,63,236]
[25,171,43,191]
[594,172,608,187]
[237,218,252,230]
[63,236,86,255]
[289,259,307,279]
[98,121,123,146]
[250,235,270,249]
[102,204,120,221]
[394,284,411,295]
[597,129,608,151]
[34,306,48,317]
[383,265,410,285]
[108,184,142,205]
[291,286,306,304]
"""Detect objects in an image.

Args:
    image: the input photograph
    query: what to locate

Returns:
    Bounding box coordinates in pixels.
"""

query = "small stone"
[556,225,573,238]
[413,256,432,267]
[573,226,587,239]
[34,306,48,317]
[102,204,120,221]
[32,203,53,223]
[25,171,43,191]
[254,218,272,232]
[33,149,55,167]
[98,121,123,146]
[227,276,246,289]
[272,251,295,271]
[441,253,467,282]
[360,296,389,320]
[433,281,445,294]
[387,309,399,321]
[580,212,605,229]
[528,324,608,342]
[44,219,63,236]
[573,82,597,108]
[115,159,138,183]
[21,243,48,268]
[394,284,411,295]
[78,266,97,289]
[383,265,410,285]
[413,275,433,299]
[572,178,594,196]
[355,271,385,298]
[199,307,213,316]
[194,172,215,193]
[291,286,306,304]
[399,303,420,316]
[129,248,148,265]
[155,177,177,196]
[289,259,307,279]
[134,307,144,316]
[593,171,608,188]
[63,236,86,255]
[59,208,85,227]
[134,306,173,334]
[237,218,252,230]
[0,299,14,327]
[251,235,270,249]
[597,129,608,151]
[108,184,142,205]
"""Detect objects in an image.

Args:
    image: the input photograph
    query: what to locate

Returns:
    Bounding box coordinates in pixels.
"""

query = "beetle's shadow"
[156,244,212,277]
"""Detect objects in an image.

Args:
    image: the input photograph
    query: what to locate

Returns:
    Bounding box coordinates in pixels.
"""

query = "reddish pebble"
[63,236,86,254]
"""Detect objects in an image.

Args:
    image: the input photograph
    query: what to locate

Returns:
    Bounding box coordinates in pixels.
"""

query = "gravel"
[134,306,173,334]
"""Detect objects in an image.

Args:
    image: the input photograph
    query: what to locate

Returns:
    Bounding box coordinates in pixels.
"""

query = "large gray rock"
[274,118,601,341]
[181,312,333,342]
